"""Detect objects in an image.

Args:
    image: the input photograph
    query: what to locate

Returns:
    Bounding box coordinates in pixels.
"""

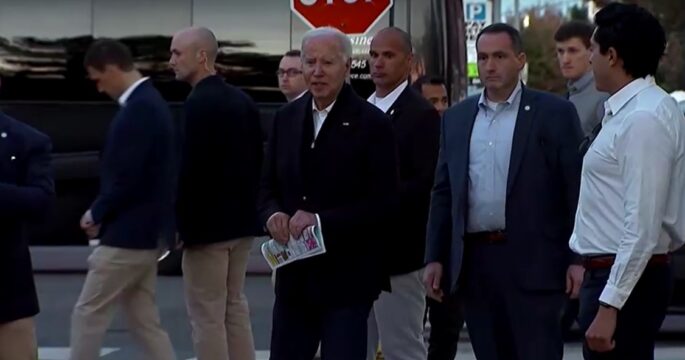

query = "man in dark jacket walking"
[0,77,54,360]
[170,26,263,360]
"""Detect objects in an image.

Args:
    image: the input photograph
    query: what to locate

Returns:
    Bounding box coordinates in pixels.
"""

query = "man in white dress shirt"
[365,27,440,360]
[569,3,685,359]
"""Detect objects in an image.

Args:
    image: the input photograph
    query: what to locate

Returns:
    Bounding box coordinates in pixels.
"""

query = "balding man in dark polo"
[170,26,262,360]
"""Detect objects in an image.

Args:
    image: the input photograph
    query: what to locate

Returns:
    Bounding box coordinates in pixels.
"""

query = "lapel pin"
[390,109,395,115]
[343,122,350,126]
[1,132,6,138]
[524,105,531,111]
[10,155,16,161]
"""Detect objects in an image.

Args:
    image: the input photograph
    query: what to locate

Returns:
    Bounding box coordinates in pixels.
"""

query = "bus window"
[93,0,190,38]
[193,0,291,103]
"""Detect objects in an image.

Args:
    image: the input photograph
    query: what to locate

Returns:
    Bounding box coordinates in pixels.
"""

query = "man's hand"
[85,224,101,239]
[80,210,100,239]
[566,264,585,299]
[80,209,94,229]
[586,305,617,353]
[289,210,317,239]
[423,262,444,302]
[267,212,291,245]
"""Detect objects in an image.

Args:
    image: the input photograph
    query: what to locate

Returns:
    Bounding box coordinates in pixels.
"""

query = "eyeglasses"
[276,68,303,77]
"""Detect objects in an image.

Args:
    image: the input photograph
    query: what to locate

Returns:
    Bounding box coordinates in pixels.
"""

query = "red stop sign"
[291,0,394,35]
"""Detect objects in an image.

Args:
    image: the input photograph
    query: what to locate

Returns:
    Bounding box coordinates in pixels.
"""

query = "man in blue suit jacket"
[423,24,584,360]
[0,78,54,360]
[69,39,176,360]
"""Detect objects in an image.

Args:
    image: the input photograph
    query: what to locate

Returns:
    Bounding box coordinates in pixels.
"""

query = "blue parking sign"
[466,2,487,22]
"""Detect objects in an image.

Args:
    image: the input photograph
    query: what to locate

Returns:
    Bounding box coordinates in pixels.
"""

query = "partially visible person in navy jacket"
[0,76,54,360]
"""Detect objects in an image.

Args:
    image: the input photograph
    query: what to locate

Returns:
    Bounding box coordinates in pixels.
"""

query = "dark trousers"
[426,294,464,360]
[578,264,671,360]
[270,296,373,360]
[462,241,565,360]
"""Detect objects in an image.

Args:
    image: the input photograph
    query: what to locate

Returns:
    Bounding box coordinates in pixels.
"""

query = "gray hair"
[301,27,353,62]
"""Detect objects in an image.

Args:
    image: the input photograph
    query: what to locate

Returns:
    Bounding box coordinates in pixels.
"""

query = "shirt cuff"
[599,284,630,310]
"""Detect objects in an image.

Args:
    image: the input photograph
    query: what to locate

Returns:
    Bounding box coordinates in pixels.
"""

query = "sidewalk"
[36,343,685,360]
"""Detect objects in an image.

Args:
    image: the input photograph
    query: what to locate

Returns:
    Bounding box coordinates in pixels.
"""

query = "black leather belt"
[582,254,669,270]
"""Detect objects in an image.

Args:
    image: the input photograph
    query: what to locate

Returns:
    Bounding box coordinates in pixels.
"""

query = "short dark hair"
[284,49,301,57]
[412,75,445,91]
[554,20,594,48]
[83,39,135,72]
[593,2,666,78]
[476,23,523,54]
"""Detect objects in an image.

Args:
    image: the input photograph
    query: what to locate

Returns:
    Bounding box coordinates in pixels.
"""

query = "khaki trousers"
[70,246,175,360]
[367,269,427,360]
[0,317,37,360]
[182,237,255,360]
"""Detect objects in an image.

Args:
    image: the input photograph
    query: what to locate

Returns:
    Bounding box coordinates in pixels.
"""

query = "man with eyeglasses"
[266,51,310,285]
[261,50,310,142]
[277,50,308,103]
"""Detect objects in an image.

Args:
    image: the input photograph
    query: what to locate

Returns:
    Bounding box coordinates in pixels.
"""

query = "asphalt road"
[33,273,685,360]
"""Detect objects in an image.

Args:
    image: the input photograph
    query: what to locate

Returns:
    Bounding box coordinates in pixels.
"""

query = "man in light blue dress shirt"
[424,23,584,360]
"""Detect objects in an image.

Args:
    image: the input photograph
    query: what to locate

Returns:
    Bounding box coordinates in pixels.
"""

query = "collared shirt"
[467,82,522,233]
[312,99,336,140]
[367,80,409,113]
[569,77,685,309]
[568,71,609,136]
[117,77,149,106]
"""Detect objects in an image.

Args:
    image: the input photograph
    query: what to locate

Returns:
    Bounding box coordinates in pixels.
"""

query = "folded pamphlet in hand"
[261,221,326,270]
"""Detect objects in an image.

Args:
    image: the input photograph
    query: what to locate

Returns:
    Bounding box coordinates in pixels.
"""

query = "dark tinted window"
[0,1,430,104]
[0,0,98,101]
[193,0,290,103]
[0,0,289,103]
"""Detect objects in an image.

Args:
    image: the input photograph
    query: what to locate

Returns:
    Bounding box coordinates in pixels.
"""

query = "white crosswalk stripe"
[186,351,271,360]
[37,346,685,360]
[37,348,271,360]
[38,347,118,359]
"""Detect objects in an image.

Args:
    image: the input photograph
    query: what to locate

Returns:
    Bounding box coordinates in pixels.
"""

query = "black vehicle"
[0,0,467,273]
[1,0,682,316]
